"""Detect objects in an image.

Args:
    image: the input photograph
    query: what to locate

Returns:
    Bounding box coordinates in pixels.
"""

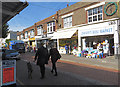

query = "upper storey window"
[25,31,28,39]
[37,25,43,35]
[88,6,103,23]
[21,34,24,39]
[63,16,72,28]
[47,22,55,33]
[30,29,34,38]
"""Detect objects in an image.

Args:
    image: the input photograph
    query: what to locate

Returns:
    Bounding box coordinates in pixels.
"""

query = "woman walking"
[49,45,61,76]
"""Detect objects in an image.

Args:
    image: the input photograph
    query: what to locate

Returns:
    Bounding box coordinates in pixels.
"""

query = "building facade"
[52,1,120,57]
[17,1,120,58]
[17,13,58,51]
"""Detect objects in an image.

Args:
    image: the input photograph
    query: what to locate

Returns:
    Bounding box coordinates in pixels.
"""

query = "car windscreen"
[5,50,17,54]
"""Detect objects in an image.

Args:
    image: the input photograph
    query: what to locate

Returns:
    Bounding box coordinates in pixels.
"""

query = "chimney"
[67,4,69,7]
[67,2,69,7]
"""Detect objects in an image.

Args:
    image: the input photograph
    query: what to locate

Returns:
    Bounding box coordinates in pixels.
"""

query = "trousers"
[39,64,45,77]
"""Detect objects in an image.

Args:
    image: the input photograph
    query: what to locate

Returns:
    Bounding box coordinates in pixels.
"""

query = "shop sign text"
[81,28,113,37]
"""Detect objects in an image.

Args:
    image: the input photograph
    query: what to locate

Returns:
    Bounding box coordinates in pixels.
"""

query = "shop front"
[28,37,35,52]
[35,35,57,50]
[78,19,120,58]
[52,28,78,55]
[23,38,29,52]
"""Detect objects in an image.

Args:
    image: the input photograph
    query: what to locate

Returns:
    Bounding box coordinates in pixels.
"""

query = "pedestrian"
[34,46,36,52]
[65,44,69,54]
[49,45,61,76]
[33,43,49,79]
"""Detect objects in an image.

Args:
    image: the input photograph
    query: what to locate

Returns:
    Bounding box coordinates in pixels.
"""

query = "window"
[47,22,55,33]
[25,31,28,39]
[37,25,43,35]
[21,34,24,39]
[30,29,34,38]
[17,36,20,40]
[88,6,103,23]
[63,16,72,28]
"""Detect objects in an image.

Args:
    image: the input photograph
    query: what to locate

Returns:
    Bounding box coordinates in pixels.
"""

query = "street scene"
[0,0,120,87]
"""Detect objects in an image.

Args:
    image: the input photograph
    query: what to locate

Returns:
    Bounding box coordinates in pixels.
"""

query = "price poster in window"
[1,60,16,86]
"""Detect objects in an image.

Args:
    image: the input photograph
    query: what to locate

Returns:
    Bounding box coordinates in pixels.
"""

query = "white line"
[16,78,25,86]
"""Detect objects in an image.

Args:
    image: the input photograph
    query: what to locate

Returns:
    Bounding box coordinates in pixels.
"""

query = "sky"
[8,2,77,32]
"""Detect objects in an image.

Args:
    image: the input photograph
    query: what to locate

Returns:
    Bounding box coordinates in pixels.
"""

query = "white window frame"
[87,6,103,23]
[47,22,55,34]
[30,29,34,38]
[21,34,24,39]
[25,31,28,39]
[37,25,43,35]
[63,16,72,28]
[17,36,20,40]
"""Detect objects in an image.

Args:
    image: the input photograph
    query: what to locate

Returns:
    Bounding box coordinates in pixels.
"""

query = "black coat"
[49,48,61,63]
[35,46,49,65]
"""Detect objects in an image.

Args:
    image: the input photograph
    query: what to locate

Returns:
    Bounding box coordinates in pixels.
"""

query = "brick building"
[17,1,120,57]
[52,1,120,57]
[17,13,58,50]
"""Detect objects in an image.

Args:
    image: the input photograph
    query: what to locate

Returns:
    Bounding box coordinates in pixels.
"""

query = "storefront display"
[78,20,120,58]
[59,38,78,54]
[81,35,114,58]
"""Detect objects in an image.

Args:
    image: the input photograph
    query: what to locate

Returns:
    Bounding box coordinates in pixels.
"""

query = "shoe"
[40,76,44,79]
[51,70,53,73]
[54,74,57,76]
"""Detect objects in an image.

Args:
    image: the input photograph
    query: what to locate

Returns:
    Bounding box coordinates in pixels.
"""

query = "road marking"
[16,78,25,86]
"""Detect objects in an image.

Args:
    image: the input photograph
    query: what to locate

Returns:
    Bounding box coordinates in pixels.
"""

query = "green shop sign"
[104,2,118,16]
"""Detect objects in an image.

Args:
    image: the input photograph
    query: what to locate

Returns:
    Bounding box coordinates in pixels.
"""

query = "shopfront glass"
[81,35,114,58]
[59,38,78,54]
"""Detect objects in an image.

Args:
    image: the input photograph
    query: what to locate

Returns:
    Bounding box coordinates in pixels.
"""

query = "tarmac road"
[16,52,119,86]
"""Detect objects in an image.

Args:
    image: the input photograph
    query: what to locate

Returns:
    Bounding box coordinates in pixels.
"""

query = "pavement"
[60,54,119,70]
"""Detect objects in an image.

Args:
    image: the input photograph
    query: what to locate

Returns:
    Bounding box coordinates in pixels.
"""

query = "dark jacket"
[49,48,61,63]
[35,46,49,65]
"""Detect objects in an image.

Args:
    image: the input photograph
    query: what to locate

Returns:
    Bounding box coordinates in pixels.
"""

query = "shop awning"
[2,1,28,25]
[52,28,77,39]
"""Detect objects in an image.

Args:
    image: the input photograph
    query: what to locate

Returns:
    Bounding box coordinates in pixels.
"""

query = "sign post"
[1,60,16,86]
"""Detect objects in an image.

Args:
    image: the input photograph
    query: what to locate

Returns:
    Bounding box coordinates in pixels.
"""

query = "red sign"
[3,67,14,84]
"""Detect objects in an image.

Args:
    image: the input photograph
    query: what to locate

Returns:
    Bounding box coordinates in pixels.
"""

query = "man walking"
[34,43,49,79]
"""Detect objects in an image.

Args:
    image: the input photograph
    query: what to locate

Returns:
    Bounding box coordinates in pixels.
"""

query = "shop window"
[87,6,103,23]
[37,25,43,35]
[63,16,72,28]
[47,22,55,33]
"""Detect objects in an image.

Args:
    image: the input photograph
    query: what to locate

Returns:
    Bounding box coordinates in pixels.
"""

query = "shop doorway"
[30,41,32,46]
[109,38,114,56]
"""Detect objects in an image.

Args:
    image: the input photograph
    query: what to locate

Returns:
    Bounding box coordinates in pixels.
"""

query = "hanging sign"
[1,60,16,86]
[104,2,118,16]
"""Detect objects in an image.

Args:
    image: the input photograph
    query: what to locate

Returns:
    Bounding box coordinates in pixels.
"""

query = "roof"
[2,0,28,25]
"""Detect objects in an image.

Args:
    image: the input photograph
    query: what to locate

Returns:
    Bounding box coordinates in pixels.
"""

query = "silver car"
[5,49,20,60]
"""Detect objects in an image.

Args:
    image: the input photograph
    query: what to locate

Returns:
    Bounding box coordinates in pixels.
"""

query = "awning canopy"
[52,28,77,39]
[1,1,28,25]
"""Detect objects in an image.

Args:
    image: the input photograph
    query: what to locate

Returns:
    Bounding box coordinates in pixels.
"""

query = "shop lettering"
[100,28,112,33]
[81,28,113,36]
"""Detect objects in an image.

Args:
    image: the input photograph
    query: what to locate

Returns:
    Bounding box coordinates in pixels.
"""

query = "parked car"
[5,49,20,60]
